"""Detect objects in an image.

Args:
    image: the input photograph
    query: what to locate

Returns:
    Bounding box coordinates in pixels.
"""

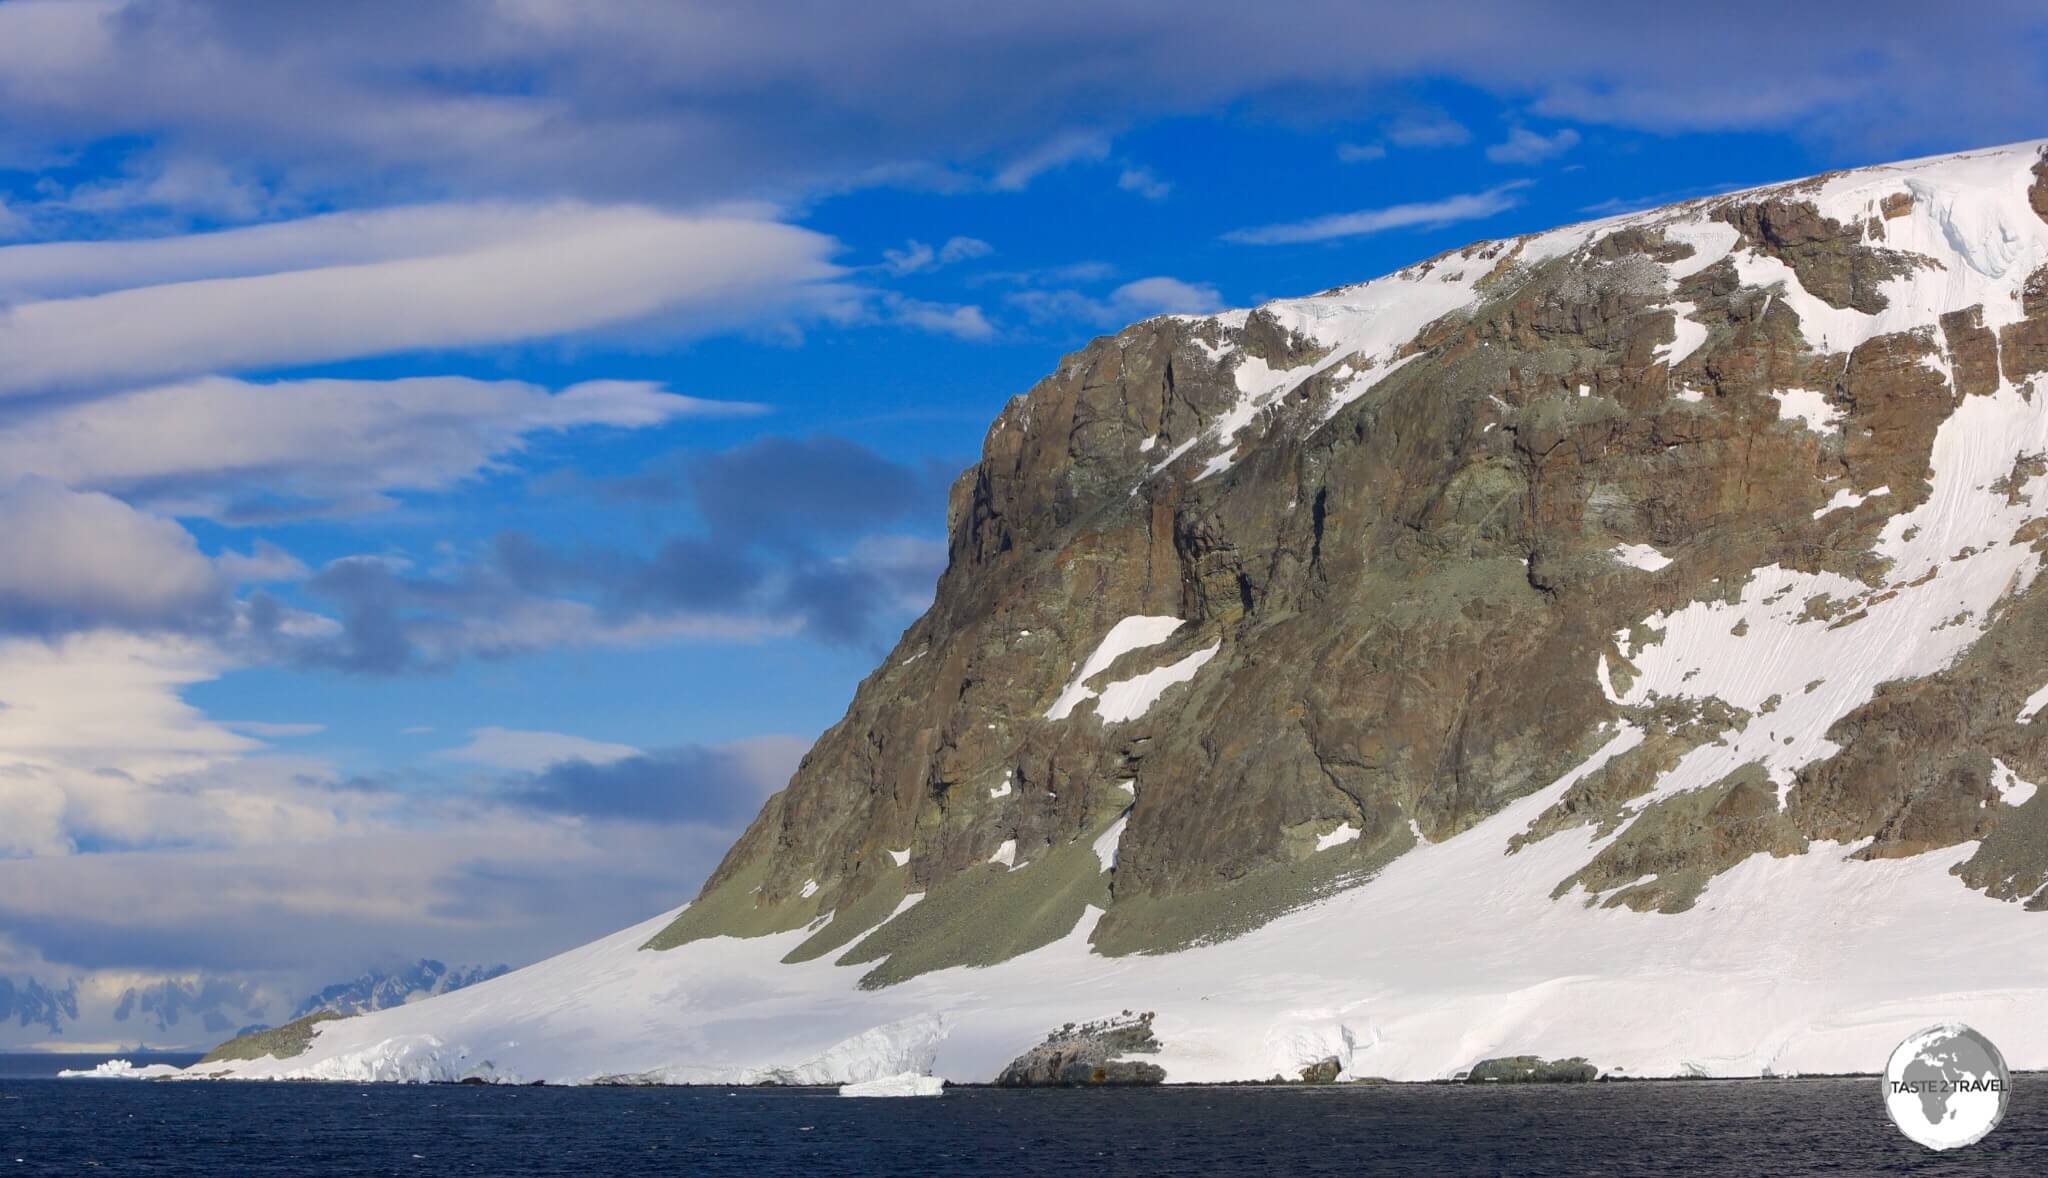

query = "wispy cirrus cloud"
[1382,110,1471,149]
[436,727,641,773]
[991,131,1111,190]
[1486,125,1581,165]
[878,235,992,276]
[1116,165,1171,200]
[0,375,759,521]
[0,205,849,397]
[1223,180,1532,245]
[1007,275,1223,326]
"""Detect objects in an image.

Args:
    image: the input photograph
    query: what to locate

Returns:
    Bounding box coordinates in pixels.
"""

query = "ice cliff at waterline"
[194,140,2048,1085]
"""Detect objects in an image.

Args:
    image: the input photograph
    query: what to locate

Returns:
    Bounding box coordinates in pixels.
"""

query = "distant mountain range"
[0,977,77,1036]
[291,960,510,1020]
[0,958,507,1048]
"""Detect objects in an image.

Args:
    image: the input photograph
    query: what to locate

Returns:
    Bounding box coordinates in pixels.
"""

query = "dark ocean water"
[1,1076,2042,1176]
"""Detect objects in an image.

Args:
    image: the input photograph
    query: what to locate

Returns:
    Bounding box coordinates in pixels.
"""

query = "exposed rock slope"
[195,140,2048,1086]
[669,138,2048,954]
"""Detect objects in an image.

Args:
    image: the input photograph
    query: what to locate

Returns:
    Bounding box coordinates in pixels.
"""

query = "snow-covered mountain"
[0,976,77,1038]
[190,139,2048,1085]
[290,960,510,1020]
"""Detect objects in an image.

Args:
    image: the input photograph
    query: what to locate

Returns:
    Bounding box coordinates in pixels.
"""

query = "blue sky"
[0,0,2043,1047]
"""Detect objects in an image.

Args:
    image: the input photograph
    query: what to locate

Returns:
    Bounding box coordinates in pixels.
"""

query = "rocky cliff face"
[659,141,2048,970]
[199,141,2048,1086]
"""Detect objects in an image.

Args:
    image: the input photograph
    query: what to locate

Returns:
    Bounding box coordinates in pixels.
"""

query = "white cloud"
[0,203,619,300]
[1109,276,1223,316]
[1223,181,1531,245]
[992,131,1110,190]
[218,720,324,738]
[0,478,223,634]
[213,541,309,584]
[32,156,280,228]
[0,204,847,396]
[879,294,994,340]
[718,734,812,796]
[0,374,760,519]
[0,0,2040,221]
[1486,125,1581,165]
[1117,166,1171,200]
[0,630,264,856]
[1384,111,1471,148]
[879,235,992,275]
[965,260,1116,288]
[437,727,642,773]
[1008,275,1224,327]
[0,808,749,1048]
[0,622,802,1046]
[1336,142,1387,163]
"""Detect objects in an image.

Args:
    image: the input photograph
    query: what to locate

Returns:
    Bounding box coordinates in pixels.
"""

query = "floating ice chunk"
[56,1059,182,1080]
[1316,823,1361,851]
[1610,543,1673,572]
[838,1072,944,1097]
[1772,388,1843,434]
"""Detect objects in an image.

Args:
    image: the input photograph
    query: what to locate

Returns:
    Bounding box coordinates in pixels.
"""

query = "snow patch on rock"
[1094,814,1129,871]
[1610,543,1673,572]
[1316,823,1361,852]
[2018,683,2048,724]
[1771,388,1843,435]
[1046,616,1184,720]
[1813,485,1889,519]
[1993,760,2038,808]
[1092,642,1220,723]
